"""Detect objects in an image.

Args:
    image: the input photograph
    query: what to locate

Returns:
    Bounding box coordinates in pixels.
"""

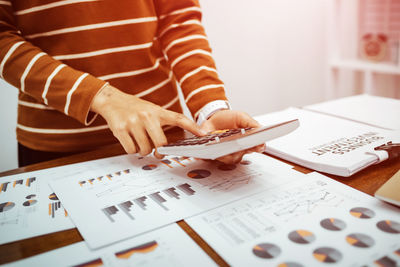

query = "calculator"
[157,119,299,159]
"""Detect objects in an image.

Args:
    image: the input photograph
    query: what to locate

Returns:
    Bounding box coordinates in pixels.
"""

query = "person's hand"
[91,84,205,157]
[200,109,266,164]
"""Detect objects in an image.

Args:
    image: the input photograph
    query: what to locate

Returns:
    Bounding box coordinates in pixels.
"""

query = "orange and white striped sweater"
[0,0,228,152]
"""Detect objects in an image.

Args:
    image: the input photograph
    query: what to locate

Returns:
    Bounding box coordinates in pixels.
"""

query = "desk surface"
[0,143,399,266]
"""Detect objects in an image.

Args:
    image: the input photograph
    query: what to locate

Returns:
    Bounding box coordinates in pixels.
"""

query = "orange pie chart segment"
[313,247,342,263]
[346,233,375,248]
[0,202,15,213]
[376,220,400,234]
[23,199,37,206]
[187,169,211,179]
[320,218,346,231]
[142,164,157,171]
[277,262,303,267]
[252,243,281,259]
[288,229,316,244]
[349,207,375,219]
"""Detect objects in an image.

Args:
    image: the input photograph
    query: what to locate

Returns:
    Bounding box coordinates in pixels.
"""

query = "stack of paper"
[1,151,399,266]
[304,94,400,130]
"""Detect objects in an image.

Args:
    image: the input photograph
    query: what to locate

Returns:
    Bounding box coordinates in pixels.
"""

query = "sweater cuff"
[195,100,231,126]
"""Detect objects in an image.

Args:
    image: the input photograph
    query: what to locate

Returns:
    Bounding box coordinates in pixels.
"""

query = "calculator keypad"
[164,128,253,147]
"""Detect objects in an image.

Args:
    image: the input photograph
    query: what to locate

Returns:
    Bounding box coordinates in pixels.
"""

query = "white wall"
[0,80,18,172]
[200,0,328,116]
[0,0,328,171]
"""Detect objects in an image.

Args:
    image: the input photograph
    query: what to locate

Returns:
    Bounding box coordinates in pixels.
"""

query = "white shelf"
[330,59,400,75]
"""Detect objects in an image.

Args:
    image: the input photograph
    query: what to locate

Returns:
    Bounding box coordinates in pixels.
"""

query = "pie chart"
[376,220,400,234]
[252,243,281,259]
[277,263,303,267]
[217,164,237,171]
[187,169,211,179]
[313,247,342,263]
[349,207,375,219]
[320,218,346,231]
[346,233,375,248]
[288,230,316,244]
[49,193,59,200]
[23,199,37,207]
[0,202,15,213]
[142,164,157,171]
[375,256,397,267]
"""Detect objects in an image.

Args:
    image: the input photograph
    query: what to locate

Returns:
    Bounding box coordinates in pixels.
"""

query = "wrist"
[91,83,118,113]
[196,100,231,126]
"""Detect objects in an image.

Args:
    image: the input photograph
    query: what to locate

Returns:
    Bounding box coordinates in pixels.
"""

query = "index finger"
[238,112,262,128]
[161,110,205,136]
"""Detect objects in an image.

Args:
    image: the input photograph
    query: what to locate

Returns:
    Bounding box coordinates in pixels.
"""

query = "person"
[0,0,264,167]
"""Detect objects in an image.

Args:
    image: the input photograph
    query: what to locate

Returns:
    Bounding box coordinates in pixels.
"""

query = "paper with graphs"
[50,153,296,249]
[0,167,80,245]
[0,155,135,245]
[4,223,216,267]
[186,172,400,266]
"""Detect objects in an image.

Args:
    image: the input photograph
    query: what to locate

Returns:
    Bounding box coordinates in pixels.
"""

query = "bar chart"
[48,192,67,219]
[102,183,196,222]
[50,153,291,249]
[0,177,36,194]
[78,169,130,188]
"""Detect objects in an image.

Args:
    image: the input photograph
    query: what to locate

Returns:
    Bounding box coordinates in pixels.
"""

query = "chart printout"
[0,165,89,245]
[186,172,400,266]
[49,153,297,249]
[0,155,133,245]
[4,223,216,267]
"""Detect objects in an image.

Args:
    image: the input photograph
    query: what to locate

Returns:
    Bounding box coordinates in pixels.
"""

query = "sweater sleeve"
[0,3,107,125]
[154,0,228,120]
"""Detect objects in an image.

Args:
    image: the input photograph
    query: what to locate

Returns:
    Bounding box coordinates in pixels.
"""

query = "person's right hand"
[91,84,205,157]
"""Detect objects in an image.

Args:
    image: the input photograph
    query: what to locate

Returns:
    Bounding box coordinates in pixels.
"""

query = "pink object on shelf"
[360,33,388,61]
[359,0,400,63]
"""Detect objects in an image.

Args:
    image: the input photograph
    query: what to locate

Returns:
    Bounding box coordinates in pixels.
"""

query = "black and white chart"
[49,153,297,249]
[5,223,216,267]
[0,167,79,245]
[186,172,400,266]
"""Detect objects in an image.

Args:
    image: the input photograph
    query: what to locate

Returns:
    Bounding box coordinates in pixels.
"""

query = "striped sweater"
[0,0,228,152]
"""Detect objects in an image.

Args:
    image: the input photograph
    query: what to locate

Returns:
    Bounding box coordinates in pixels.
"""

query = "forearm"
[155,0,228,118]
[0,6,107,125]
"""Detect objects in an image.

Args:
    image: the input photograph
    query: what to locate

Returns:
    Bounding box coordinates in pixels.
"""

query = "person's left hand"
[200,109,266,164]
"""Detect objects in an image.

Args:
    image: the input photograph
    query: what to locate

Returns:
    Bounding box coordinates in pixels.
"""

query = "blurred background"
[1,0,399,171]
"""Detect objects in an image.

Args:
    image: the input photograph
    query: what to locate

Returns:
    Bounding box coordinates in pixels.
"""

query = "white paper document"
[256,107,399,176]
[186,172,400,267]
[3,223,216,267]
[304,94,400,130]
[0,167,83,245]
[0,156,133,245]
[49,153,296,249]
